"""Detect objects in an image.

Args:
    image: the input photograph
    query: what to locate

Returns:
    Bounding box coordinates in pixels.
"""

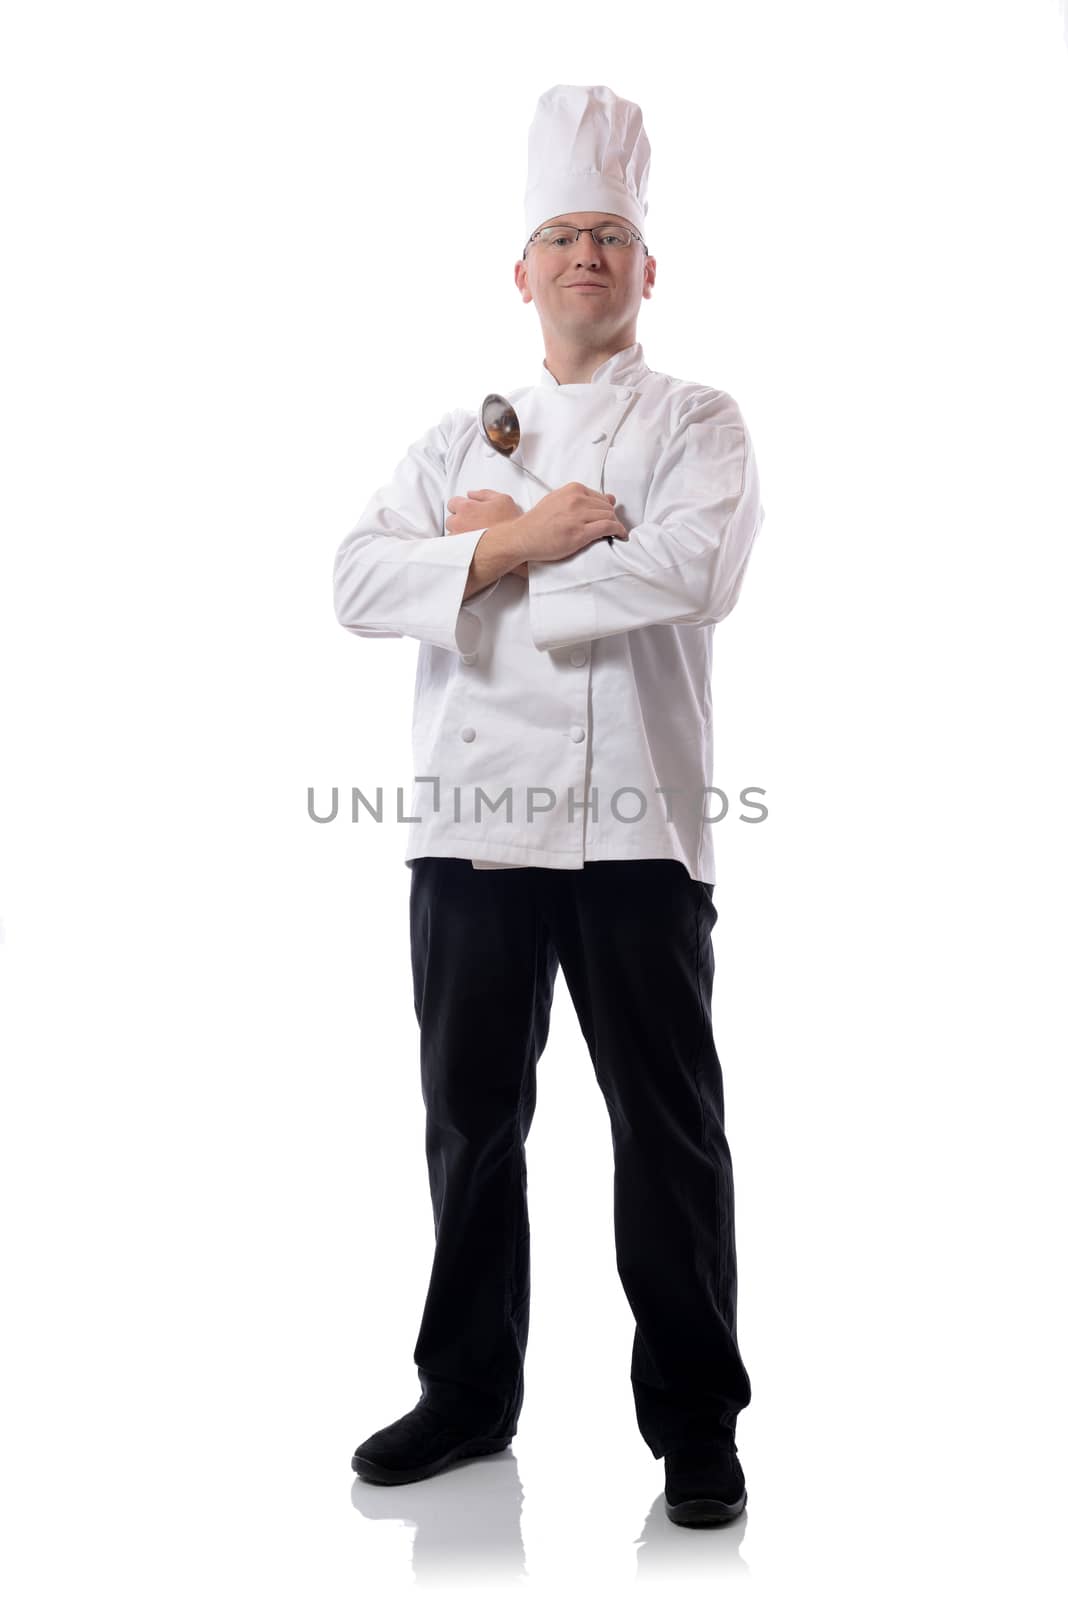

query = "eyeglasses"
[522,223,648,260]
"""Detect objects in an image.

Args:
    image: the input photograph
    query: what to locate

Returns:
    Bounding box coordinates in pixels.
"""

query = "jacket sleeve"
[332,409,501,654]
[527,389,765,653]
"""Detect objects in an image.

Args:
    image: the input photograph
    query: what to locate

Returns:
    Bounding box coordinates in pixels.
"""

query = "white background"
[2,1,1066,1594]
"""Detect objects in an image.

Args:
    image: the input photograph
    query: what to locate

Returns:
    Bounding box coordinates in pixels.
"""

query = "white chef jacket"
[332,341,765,884]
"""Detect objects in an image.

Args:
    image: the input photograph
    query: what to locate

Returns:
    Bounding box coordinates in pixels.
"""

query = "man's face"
[514,212,655,337]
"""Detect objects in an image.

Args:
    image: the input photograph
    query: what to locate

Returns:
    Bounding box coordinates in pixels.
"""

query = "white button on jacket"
[332,342,765,884]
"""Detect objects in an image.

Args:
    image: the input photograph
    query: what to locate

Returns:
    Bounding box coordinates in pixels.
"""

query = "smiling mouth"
[567,284,606,290]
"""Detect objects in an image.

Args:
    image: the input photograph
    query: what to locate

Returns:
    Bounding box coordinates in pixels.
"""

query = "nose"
[571,236,605,268]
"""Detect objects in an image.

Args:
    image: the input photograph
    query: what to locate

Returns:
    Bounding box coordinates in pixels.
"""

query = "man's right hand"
[511,483,628,567]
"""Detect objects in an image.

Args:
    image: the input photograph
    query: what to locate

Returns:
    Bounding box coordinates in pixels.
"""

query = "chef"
[341,84,763,1527]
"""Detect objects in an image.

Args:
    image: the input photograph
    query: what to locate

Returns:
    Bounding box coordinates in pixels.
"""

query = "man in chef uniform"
[337,84,765,1527]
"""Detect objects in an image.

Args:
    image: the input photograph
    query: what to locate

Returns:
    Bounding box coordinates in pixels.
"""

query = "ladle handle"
[513,459,554,495]
[511,453,615,547]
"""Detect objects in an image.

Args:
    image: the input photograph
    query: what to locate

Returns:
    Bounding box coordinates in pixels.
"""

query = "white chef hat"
[524,84,651,243]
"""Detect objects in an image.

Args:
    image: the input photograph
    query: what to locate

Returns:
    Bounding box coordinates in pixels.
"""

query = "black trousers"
[407,855,752,1459]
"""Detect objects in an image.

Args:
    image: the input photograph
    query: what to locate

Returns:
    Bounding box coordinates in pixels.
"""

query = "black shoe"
[351,1402,514,1485]
[664,1439,748,1526]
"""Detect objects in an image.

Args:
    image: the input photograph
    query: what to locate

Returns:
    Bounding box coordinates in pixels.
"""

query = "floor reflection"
[635,1501,749,1577]
[351,1448,749,1582]
[351,1448,527,1580]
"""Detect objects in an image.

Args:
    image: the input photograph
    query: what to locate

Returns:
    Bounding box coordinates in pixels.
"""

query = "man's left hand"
[445,488,522,533]
[446,489,528,578]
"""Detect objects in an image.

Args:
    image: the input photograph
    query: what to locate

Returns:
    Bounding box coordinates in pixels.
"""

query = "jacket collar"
[538,341,649,390]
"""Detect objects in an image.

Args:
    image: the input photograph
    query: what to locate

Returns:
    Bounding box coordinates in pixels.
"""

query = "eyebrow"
[546,214,626,224]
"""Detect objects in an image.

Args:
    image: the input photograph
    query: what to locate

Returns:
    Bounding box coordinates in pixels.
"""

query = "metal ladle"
[479,393,554,492]
[478,392,615,545]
